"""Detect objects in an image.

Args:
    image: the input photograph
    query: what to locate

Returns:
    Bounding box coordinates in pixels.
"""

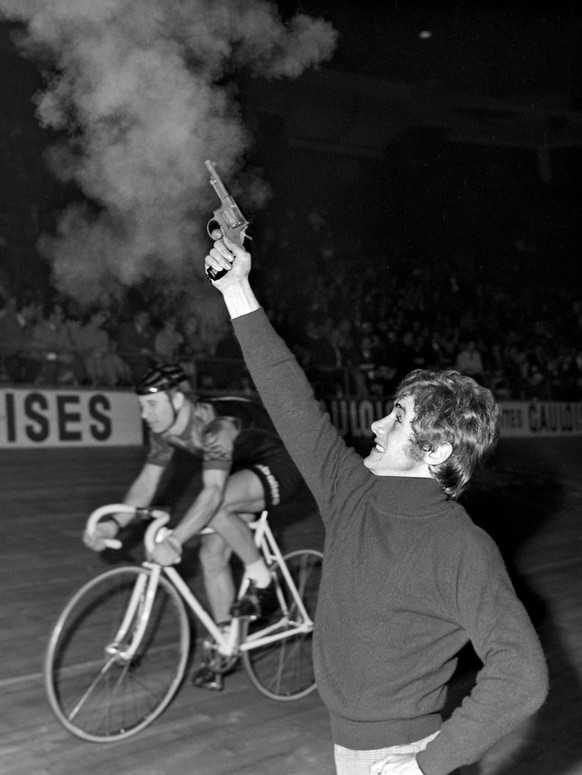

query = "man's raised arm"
[204,233,260,320]
[203,233,366,520]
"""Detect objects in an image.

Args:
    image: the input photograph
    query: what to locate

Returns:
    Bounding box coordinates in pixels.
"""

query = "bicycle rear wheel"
[241,549,322,701]
[45,566,190,742]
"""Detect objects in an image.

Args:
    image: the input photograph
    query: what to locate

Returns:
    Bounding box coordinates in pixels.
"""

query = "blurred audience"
[76,309,129,388]
[455,339,485,384]
[33,300,85,385]
[0,295,43,384]
[0,207,580,402]
[117,309,156,383]
[154,314,184,366]
[207,328,248,391]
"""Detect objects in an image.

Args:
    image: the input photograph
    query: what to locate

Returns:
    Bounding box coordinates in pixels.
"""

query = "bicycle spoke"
[68,655,121,722]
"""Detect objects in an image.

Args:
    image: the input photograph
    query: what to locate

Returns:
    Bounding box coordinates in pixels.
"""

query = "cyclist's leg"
[204,454,303,620]
[199,532,236,623]
[210,469,265,566]
[201,469,266,622]
[193,472,268,690]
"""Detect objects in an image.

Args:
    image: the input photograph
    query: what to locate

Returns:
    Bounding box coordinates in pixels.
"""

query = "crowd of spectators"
[253,207,582,403]
[1,65,581,404]
[1,207,581,403]
[0,286,248,394]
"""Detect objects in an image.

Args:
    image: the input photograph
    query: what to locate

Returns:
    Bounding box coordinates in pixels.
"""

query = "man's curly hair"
[395,369,501,499]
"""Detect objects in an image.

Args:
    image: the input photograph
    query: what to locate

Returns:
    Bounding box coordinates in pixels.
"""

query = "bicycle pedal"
[192,666,223,692]
[230,580,274,620]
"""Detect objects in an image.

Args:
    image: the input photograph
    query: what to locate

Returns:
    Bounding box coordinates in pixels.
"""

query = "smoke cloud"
[0,0,337,306]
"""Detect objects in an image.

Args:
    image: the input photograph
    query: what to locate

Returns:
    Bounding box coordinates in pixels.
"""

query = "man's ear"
[423,442,452,467]
[171,391,185,411]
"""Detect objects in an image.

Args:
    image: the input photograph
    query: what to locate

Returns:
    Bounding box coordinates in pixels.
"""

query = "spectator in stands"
[575,350,582,398]
[154,314,184,365]
[502,341,529,399]
[178,315,208,389]
[555,346,582,400]
[524,343,550,400]
[391,330,426,387]
[434,326,459,370]
[33,301,85,385]
[331,317,359,394]
[455,339,485,384]
[210,328,246,390]
[0,295,43,383]
[293,317,321,372]
[117,309,156,383]
[351,323,389,398]
[306,316,346,397]
[76,309,129,388]
[0,275,9,312]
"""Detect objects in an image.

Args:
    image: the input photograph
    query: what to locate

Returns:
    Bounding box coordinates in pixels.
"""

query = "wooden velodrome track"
[1,435,582,775]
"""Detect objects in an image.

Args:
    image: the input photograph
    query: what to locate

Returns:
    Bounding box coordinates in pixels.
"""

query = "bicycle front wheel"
[45,566,190,742]
[242,549,322,701]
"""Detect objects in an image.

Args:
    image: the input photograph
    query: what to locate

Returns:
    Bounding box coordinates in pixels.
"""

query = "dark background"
[1,1,582,296]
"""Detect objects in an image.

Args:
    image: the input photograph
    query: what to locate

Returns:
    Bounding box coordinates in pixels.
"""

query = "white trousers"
[334,731,439,775]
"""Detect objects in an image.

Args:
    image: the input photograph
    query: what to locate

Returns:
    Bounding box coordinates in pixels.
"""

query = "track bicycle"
[44,504,323,743]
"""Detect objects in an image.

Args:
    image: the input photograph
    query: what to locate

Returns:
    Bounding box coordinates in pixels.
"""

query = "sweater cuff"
[231,307,271,354]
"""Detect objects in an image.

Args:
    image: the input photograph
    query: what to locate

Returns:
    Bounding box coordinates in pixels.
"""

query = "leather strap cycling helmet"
[135,364,191,395]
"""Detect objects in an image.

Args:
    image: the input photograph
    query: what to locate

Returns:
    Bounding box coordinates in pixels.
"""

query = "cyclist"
[83,363,304,684]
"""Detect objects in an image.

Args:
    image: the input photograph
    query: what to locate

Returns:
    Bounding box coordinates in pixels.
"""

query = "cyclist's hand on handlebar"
[150,534,182,566]
[83,520,119,552]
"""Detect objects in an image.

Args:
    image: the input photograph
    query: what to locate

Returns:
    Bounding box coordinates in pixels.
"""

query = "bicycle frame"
[86,506,316,663]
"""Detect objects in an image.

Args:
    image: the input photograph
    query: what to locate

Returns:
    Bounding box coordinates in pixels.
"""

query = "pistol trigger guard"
[207,218,223,239]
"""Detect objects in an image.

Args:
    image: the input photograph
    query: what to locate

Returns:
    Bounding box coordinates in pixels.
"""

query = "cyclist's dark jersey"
[146,397,288,473]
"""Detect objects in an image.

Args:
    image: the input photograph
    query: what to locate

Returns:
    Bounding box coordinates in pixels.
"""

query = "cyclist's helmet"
[135,364,191,395]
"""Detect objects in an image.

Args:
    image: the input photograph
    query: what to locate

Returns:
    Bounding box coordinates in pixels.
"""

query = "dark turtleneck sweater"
[232,308,548,775]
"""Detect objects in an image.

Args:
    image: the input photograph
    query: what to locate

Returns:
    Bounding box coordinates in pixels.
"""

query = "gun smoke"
[0,0,337,308]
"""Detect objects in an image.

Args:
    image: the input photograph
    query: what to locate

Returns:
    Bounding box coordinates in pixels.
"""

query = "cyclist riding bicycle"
[83,363,304,687]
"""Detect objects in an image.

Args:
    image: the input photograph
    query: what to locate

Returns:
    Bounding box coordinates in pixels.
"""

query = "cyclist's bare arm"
[83,463,165,552]
[171,467,229,546]
[170,415,238,545]
[116,463,164,528]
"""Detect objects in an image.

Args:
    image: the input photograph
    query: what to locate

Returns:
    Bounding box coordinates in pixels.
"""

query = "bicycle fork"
[105,564,161,663]
[66,567,163,723]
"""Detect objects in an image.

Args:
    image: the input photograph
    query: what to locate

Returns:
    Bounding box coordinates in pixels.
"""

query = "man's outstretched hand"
[204,231,251,289]
[204,230,260,319]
